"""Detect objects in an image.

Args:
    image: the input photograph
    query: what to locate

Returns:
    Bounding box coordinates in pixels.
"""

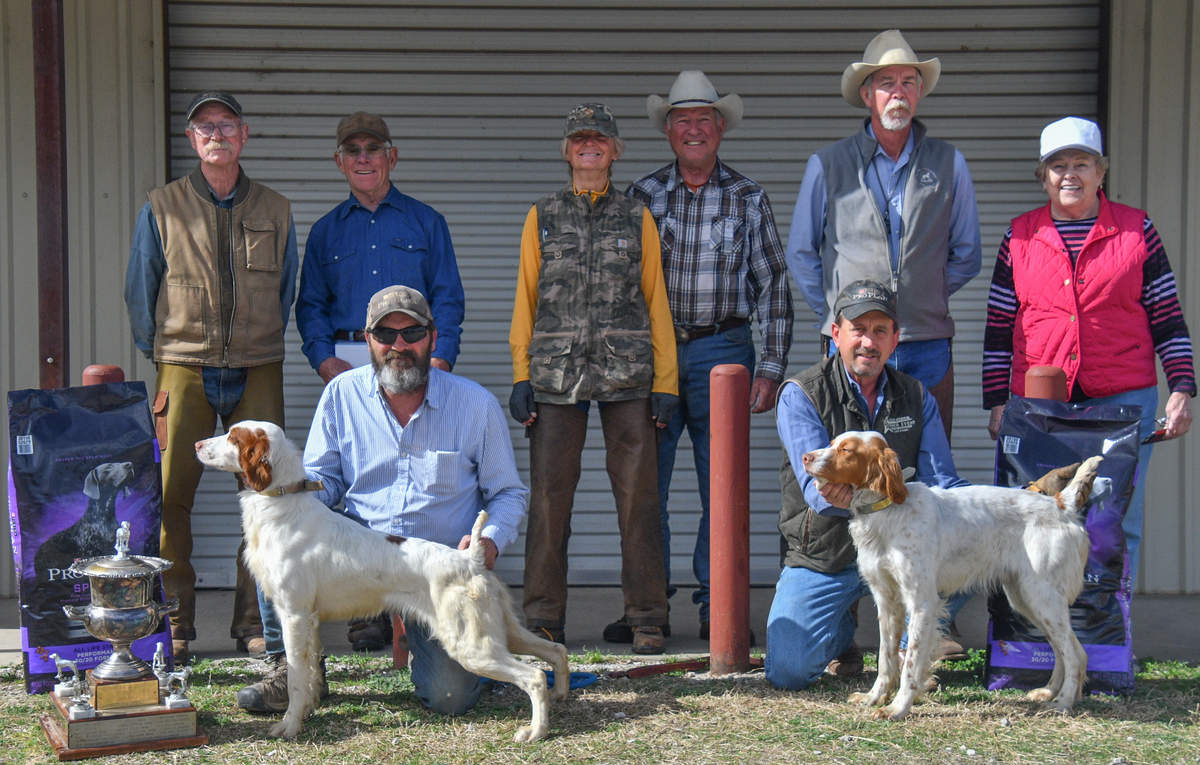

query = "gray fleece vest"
[815,118,957,342]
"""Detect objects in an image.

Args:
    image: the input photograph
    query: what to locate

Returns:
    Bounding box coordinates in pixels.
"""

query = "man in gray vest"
[765,281,967,689]
[785,29,980,442]
[124,91,298,664]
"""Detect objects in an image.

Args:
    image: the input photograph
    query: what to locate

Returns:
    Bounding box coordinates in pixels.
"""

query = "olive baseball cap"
[563,103,619,139]
[337,111,391,145]
[834,280,898,322]
[365,285,433,330]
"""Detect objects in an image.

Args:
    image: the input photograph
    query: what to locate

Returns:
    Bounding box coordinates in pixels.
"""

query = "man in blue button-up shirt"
[297,111,465,381]
[239,286,528,717]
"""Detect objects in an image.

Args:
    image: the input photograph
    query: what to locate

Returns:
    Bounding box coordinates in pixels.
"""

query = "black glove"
[650,393,679,427]
[509,380,537,423]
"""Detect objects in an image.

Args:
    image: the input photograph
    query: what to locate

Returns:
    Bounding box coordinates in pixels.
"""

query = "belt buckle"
[673,325,690,345]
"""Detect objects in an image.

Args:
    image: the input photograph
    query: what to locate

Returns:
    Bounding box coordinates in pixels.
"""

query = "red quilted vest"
[1008,193,1156,398]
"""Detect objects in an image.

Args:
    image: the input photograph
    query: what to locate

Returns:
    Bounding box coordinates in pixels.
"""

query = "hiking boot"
[347,614,393,652]
[171,639,191,666]
[236,635,267,658]
[603,615,670,643]
[532,625,565,645]
[631,626,665,655]
[937,636,967,662]
[237,653,329,714]
[825,642,864,678]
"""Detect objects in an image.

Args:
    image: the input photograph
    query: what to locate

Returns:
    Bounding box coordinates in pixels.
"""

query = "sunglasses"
[368,325,429,345]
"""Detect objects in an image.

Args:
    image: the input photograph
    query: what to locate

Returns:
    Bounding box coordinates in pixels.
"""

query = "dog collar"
[856,497,893,514]
[258,479,324,497]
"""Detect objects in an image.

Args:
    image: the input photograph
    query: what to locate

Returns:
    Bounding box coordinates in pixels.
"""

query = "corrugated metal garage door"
[166,0,1101,588]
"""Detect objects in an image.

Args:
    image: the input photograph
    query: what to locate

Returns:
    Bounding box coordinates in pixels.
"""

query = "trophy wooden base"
[40,690,208,761]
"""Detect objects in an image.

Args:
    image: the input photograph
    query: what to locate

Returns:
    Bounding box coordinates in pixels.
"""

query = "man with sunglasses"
[297,111,464,385]
[124,90,298,664]
[239,285,528,716]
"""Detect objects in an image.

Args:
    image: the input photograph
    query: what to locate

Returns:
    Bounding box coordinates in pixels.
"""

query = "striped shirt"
[628,159,793,381]
[982,215,1195,409]
[303,365,529,553]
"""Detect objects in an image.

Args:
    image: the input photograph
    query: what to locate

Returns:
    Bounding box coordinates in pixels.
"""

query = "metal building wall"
[162,0,1105,590]
[1108,0,1200,593]
[1,0,165,598]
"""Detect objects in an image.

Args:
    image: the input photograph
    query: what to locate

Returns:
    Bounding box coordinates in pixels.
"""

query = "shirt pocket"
[709,215,745,257]
[241,220,281,271]
[411,449,469,495]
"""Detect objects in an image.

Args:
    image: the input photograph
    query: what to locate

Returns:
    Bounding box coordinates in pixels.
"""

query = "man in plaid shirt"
[605,70,792,643]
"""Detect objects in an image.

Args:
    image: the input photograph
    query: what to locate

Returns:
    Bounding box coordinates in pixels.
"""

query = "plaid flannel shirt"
[628,159,793,381]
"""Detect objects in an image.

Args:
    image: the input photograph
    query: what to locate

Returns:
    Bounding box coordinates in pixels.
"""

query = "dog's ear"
[82,467,101,499]
[229,427,273,491]
[866,446,908,505]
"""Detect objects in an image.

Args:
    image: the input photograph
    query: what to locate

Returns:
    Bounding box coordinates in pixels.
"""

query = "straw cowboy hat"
[647,70,743,132]
[840,29,940,108]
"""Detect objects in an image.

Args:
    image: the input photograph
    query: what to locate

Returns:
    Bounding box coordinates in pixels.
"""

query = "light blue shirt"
[303,365,529,554]
[785,126,981,333]
[776,365,967,518]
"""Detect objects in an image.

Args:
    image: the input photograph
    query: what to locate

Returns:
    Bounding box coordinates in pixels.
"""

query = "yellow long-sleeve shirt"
[509,194,678,396]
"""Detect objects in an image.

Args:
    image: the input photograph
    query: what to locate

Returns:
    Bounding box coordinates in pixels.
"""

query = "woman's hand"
[987,404,1006,440]
[1162,391,1193,440]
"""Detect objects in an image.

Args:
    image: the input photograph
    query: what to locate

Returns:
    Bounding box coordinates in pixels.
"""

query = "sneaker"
[603,615,671,643]
[236,635,268,658]
[631,626,665,655]
[825,642,864,678]
[237,653,329,714]
[347,614,393,652]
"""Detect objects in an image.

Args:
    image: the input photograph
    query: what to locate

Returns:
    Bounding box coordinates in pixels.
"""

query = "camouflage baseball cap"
[563,103,619,139]
[834,280,898,322]
[337,111,391,145]
[365,285,433,330]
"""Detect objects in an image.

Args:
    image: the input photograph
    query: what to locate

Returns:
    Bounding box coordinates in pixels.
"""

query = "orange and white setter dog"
[802,430,1100,720]
[195,420,569,742]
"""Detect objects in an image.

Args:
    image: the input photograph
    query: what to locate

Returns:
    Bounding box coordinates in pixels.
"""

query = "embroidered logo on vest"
[916,169,938,187]
[883,415,916,434]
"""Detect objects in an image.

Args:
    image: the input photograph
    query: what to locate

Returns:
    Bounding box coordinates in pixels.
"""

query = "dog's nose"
[801,452,814,466]
[194,441,203,452]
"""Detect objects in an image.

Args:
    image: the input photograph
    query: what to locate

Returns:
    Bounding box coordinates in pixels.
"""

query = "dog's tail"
[468,510,489,573]
[1056,455,1104,515]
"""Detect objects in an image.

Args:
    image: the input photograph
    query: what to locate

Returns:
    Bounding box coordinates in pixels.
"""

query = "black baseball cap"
[834,279,898,322]
[186,91,243,121]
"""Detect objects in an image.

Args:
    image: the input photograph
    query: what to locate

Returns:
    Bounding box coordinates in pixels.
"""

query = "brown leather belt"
[333,330,367,342]
[673,317,748,345]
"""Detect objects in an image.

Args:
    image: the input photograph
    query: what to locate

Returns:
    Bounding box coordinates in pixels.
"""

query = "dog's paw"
[513,723,547,743]
[1025,687,1055,703]
[268,719,301,739]
[874,703,911,721]
[849,691,883,707]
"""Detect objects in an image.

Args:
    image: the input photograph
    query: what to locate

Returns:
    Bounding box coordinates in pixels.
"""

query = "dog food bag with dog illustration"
[7,382,168,693]
[988,396,1140,695]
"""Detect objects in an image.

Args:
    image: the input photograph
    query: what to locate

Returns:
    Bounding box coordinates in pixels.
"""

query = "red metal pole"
[33,0,70,389]
[709,363,751,674]
[81,365,125,386]
[1025,365,1068,401]
[391,615,409,669]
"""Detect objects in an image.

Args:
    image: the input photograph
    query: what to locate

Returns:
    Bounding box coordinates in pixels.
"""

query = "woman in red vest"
[982,116,1194,585]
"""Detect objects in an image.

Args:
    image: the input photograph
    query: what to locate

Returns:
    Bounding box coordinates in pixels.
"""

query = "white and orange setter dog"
[195,420,569,742]
[802,430,1101,720]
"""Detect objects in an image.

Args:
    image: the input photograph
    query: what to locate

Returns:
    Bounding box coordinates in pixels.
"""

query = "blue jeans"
[657,324,756,621]
[257,591,482,716]
[1078,385,1157,586]
[765,565,971,689]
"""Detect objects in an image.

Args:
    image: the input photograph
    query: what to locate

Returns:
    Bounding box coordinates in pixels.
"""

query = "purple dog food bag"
[7,382,170,693]
[986,396,1140,695]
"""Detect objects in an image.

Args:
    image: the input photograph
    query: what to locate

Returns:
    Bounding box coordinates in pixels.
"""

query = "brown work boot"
[825,642,864,677]
[236,635,267,658]
[937,636,967,662]
[237,653,329,714]
[631,626,665,655]
[347,614,393,652]
[171,639,191,666]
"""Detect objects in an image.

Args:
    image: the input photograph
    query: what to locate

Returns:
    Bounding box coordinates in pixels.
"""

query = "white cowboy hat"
[647,70,743,133]
[841,29,940,108]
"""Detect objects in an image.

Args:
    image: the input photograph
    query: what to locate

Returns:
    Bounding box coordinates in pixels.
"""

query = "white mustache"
[204,140,234,151]
[884,99,911,115]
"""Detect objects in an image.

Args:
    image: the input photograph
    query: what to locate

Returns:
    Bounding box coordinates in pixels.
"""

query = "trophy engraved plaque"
[39,523,208,759]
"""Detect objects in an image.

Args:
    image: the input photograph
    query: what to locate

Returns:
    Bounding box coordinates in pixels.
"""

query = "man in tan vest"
[124,91,298,664]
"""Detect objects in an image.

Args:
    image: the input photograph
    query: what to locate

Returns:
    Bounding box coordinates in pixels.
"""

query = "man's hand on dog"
[817,481,854,509]
[458,535,499,569]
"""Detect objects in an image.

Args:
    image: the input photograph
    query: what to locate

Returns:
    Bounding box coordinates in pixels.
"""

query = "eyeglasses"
[190,121,242,138]
[339,143,390,159]
[369,325,429,345]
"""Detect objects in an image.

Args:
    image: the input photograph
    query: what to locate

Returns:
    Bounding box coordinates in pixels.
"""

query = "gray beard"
[373,352,429,394]
[879,102,912,132]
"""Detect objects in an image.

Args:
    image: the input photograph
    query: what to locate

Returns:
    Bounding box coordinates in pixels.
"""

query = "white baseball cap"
[1039,117,1103,161]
